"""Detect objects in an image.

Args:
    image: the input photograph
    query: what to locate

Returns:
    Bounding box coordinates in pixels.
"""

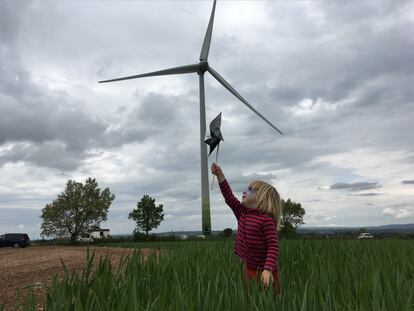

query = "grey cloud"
[350,192,382,197]
[0,74,108,170]
[0,3,109,171]
[388,202,413,209]
[402,180,414,185]
[104,91,196,148]
[329,182,381,191]
[0,91,107,150]
[0,141,90,171]
[382,206,414,219]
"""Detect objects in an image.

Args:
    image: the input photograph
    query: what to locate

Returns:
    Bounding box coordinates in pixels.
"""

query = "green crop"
[13,239,414,310]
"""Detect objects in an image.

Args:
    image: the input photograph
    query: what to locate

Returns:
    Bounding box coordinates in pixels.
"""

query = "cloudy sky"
[1,0,413,238]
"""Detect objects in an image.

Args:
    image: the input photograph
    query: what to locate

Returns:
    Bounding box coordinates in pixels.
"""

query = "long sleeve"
[262,216,279,272]
[218,178,246,220]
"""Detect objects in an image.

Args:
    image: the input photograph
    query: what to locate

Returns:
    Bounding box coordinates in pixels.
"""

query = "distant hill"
[112,224,414,237]
[298,223,414,234]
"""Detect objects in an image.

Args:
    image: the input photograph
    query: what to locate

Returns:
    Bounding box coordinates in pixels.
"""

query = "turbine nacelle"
[197,61,209,75]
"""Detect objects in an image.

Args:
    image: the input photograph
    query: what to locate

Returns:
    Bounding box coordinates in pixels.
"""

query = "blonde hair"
[249,180,283,231]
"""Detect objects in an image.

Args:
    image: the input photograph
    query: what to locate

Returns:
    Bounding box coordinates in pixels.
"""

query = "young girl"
[211,162,282,294]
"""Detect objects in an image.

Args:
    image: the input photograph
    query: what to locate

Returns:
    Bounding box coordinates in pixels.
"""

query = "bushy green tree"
[280,198,305,239]
[129,195,164,236]
[218,227,233,238]
[40,177,115,242]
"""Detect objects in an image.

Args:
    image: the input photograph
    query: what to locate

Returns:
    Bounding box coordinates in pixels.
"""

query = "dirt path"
[0,245,159,310]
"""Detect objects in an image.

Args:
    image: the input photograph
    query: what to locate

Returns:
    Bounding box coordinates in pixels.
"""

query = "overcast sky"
[1,0,413,238]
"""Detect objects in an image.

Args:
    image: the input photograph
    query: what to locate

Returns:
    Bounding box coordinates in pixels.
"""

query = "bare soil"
[0,245,160,311]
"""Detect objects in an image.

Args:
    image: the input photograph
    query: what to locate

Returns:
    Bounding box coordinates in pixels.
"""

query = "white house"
[89,228,110,239]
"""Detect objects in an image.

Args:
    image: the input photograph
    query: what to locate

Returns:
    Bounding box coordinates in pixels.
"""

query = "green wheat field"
[5,239,414,311]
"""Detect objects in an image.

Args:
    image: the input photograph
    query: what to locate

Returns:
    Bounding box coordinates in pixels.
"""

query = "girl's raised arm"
[218,179,246,220]
[211,162,246,220]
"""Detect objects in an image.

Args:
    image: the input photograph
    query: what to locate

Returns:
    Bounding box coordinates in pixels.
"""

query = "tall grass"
[13,239,414,310]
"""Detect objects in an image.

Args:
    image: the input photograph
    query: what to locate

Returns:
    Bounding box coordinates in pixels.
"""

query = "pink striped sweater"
[219,178,279,272]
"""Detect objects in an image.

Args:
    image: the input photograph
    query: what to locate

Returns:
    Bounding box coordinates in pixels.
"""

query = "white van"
[357,232,374,239]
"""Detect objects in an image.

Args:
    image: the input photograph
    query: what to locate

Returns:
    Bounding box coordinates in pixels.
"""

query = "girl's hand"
[261,269,273,289]
[211,162,225,183]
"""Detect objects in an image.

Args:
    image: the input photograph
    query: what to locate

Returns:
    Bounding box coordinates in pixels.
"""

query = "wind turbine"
[99,0,283,236]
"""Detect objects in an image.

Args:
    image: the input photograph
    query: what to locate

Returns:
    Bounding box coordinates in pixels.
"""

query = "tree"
[280,198,305,239]
[129,195,164,236]
[40,177,115,242]
[357,227,367,234]
[218,227,233,238]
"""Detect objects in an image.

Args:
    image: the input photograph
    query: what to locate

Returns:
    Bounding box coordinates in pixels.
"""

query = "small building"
[89,228,110,239]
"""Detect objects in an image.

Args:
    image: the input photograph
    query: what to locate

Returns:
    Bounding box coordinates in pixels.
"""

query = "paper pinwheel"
[204,112,223,190]
[204,112,223,157]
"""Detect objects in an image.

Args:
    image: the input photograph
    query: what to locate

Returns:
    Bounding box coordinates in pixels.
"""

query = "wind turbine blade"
[199,0,217,61]
[99,63,200,83]
[207,66,284,135]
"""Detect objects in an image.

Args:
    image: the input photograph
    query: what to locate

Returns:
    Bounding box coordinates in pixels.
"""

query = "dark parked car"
[0,233,30,248]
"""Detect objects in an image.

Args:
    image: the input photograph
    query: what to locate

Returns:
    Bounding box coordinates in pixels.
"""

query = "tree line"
[40,177,305,242]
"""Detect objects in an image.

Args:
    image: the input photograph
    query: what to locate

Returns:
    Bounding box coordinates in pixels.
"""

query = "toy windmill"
[204,112,223,190]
